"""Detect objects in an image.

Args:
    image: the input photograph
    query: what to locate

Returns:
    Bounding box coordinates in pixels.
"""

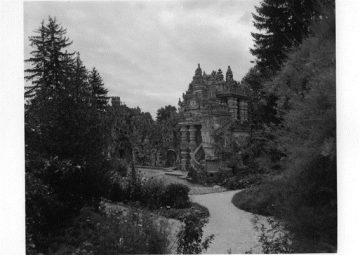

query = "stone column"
[188,125,197,152]
[188,125,197,167]
[227,97,238,120]
[180,126,189,171]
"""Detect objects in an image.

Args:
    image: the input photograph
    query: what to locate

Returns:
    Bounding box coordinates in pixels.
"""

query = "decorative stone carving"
[178,64,250,175]
[216,69,224,81]
[180,126,189,171]
[227,97,238,120]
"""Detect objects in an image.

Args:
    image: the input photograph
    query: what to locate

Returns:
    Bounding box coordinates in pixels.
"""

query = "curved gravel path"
[191,190,264,254]
[138,168,266,253]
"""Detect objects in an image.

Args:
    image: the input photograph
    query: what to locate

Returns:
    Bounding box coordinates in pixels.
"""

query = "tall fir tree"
[88,67,109,111]
[244,0,334,129]
[25,17,75,158]
[25,17,74,99]
[250,0,332,73]
[25,17,110,203]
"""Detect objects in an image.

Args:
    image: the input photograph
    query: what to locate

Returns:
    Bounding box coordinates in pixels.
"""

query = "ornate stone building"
[178,64,251,176]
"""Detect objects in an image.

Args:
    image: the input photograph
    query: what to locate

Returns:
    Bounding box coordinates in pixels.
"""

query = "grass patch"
[231,182,278,216]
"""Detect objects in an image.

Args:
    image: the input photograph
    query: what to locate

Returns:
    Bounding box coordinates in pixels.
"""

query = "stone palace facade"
[178,64,251,177]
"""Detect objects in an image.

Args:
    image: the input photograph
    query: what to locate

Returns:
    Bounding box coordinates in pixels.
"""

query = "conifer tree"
[71,52,90,103]
[250,0,332,73]
[25,17,74,99]
[25,17,76,158]
[88,68,109,110]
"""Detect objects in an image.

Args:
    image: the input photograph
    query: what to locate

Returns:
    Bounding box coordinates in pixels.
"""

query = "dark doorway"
[166,150,177,167]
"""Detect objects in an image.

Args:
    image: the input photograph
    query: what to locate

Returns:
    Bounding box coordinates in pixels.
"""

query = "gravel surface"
[137,167,266,254]
[191,190,266,254]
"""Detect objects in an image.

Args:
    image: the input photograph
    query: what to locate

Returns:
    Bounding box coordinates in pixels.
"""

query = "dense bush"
[162,183,190,209]
[187,165,207,185]
[222,173,262,190]
[26,156,113,253]
[176,209,214,254]
[141,178,168,209]
[47,207,170,254]
[107,170,191,210]
[158,202,210,221]
[233,10,336,252]
[246,216,293,254]
[108,182,126,202]
[231,180,280,216]
[109,158,129,177]
[26,172,59,254]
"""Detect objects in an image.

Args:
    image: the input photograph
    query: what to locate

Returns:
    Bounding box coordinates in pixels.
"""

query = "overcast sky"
[24,0,260,117]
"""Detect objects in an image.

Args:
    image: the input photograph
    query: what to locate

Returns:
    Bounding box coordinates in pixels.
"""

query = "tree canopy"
[250,0,333,73]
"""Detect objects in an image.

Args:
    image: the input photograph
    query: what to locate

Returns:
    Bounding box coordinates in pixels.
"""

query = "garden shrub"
[107,169,191,210]
[187,165,207,185]
[110,157,129,177]
[49,207,170,254]
[108,182,127,202]
[141,178,167,209]
[231,180,281,216]
[176,209,214,254]
[246,216,293,254]
[161,183,190,209]
[158,202,210,221]
[223,173,262,190]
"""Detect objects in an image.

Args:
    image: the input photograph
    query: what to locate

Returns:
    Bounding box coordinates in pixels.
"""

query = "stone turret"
[192,64,205,97]
[216,69,224,81]
[226,65,233,82]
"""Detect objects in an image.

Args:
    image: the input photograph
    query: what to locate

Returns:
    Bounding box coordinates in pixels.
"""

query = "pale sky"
[24,0,260,117]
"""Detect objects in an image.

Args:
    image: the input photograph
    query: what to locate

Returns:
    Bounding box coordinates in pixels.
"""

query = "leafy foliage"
[162,183,190,209]
[232,181,280,216]
[156,105,177,122]
[176,209,214,254]
[247,216,294,254]
[25,17,121,253]
[108,169,191,210]
[236,8,336,252]
[158,202,210,221]
[47,207,170,254]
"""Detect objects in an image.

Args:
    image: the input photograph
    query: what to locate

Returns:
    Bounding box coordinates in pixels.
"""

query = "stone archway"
[165,149,177,167]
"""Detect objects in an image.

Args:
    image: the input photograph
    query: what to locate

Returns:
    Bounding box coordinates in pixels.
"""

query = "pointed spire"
[195,63,202,77]
[226,65,233,82]
[193,63,203,83]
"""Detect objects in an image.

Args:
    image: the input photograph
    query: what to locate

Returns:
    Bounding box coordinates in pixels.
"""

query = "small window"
[239,101,248,123]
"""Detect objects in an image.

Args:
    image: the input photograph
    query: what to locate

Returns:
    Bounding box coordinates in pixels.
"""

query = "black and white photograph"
[3,0,355,254]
